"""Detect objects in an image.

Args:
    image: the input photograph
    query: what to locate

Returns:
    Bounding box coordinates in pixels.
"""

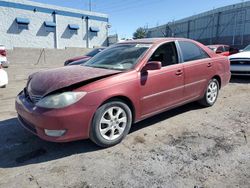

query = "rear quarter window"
[179,41,210,62]
[224,46,230,51]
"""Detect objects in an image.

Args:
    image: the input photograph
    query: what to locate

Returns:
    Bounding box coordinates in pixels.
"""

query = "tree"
[133,27,147,39]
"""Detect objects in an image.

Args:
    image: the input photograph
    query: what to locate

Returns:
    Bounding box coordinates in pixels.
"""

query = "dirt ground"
[0,61,250,188]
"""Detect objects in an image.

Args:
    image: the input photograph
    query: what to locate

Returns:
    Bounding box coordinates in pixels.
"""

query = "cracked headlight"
[36,92,86,109]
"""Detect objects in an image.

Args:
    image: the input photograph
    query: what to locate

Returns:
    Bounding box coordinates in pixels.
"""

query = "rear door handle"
[207,62,212,67]
[175,69,183,76]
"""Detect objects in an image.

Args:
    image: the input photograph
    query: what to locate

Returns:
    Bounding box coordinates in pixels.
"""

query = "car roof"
[118,37,194,45]
[207,44,229,48]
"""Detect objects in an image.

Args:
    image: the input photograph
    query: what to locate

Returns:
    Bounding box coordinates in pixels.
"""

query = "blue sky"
[30,0,243,38]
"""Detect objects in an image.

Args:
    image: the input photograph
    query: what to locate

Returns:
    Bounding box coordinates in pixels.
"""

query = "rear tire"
[199,78,219,107]
[90,100,132,147]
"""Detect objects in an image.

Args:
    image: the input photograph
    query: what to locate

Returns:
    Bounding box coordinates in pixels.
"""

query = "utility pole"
[89,0,92,11]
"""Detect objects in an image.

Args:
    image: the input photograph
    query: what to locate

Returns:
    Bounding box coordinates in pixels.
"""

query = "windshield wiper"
[84,64,124,71]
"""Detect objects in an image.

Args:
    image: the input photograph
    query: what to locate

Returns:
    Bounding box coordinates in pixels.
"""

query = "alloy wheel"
[206,81,218,104]
[99,106,127,140]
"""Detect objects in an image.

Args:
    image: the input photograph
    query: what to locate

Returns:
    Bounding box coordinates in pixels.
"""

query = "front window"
[84,44,150,70]
[149,42,179,67]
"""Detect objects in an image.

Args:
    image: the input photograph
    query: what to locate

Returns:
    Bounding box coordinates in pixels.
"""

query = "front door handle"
[175,69,183,76]
[207,62,212,67]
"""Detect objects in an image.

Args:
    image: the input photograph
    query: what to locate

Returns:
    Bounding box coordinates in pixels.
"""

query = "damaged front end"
[22,65,121,107]
[15,65,122,141]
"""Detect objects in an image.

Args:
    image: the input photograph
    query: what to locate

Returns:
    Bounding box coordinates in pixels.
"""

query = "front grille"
[230,61,250,65]
[23,88,42,103]
[231,71,250,75]
[29,94,42,103]
[18,115,37,134]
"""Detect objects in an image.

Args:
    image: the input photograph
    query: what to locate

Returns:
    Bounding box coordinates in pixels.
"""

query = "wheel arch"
[212,75,221,89]
[100,96,136,123]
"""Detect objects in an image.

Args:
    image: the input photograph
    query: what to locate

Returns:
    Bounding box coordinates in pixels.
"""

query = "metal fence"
[146,1,250,48]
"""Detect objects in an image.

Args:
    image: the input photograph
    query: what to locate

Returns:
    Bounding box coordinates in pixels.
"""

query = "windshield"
[84,44,151,70]
[243,45,250,52]
[86,48,105,57]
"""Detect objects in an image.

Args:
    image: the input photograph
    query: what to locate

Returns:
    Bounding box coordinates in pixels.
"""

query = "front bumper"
[15,92,96,142]
[231,65,250,76]
[1,61,9,68]
[0,69,8,87]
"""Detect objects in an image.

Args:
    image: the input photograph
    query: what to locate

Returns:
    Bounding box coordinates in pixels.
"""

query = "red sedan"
[207,44,239,56]
[16,38,231,147]
[64,47,105,66]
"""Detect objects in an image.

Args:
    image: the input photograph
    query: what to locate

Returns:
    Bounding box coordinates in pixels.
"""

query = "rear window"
[217,46,224,52]
[179,41,209,62]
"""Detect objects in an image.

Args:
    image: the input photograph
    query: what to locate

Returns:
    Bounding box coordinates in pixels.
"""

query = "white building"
[0,0,109,49]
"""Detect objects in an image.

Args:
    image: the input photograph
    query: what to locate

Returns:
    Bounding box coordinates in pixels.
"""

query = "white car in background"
[229,46,250,76]
[0,68,8,88]
[0,45,9,68]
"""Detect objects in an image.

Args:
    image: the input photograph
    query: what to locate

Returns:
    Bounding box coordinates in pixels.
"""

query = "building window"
[16,17,30,30]
[90,27,100,32]
[90,27,99,36]
[68,24,79,35]
[44,21,56,32]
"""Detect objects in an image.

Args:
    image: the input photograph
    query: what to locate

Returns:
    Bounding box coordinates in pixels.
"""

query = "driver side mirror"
[142,61,162,71]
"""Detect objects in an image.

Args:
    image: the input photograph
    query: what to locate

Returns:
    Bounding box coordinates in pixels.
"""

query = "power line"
[95,0,146,11]
[99,0,163,14]
[88,0,92,11]
[85,0,161,15]
[94,0,141,10]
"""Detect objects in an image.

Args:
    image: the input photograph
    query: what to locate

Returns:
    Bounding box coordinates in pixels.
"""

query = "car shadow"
[0,118,100,168]
[131,102,201,133]
[230,75,250,84]
[0,102,201,168]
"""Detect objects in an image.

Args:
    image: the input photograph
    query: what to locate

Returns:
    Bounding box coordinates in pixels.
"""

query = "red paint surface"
[16,38,231,142]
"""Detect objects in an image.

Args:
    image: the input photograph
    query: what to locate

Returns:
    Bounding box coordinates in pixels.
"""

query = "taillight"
[0,50,6,56]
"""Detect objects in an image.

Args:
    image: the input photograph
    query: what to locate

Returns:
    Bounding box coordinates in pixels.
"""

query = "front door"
[140,42,185,117]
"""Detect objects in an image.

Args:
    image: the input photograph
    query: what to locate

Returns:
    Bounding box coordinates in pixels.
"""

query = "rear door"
[177,41,214,100]
[140,42,185,117]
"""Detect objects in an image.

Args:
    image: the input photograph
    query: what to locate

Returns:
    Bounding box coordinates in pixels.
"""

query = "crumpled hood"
[28,65,121,96]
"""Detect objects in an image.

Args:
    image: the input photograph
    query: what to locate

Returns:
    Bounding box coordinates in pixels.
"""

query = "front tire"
[199,78,219,107]
[90,100,132,147]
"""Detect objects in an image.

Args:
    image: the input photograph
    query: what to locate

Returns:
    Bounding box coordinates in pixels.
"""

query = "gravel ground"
[0,62,250,188]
